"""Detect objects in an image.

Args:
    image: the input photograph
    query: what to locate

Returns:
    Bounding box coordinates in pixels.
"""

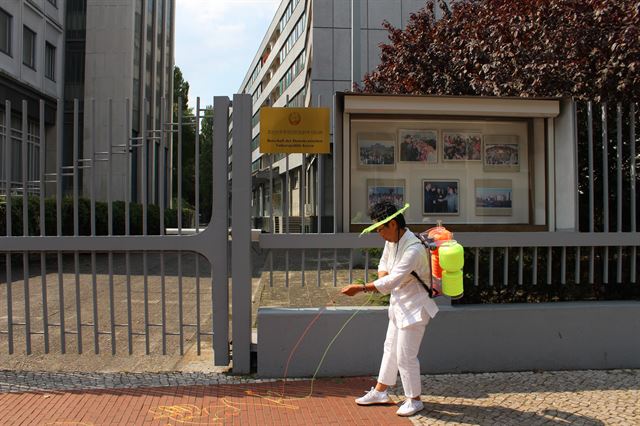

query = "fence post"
[231,94,252,374]
[212,96,231,366]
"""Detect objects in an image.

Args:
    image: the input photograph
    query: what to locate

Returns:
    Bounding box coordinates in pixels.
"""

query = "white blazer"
[373,228,440,328]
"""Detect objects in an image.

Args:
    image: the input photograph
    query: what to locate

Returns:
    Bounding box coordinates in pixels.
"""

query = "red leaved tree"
[359,0,639,102]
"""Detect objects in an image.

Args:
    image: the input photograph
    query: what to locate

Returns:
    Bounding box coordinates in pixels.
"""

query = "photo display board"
[349,118,535,228]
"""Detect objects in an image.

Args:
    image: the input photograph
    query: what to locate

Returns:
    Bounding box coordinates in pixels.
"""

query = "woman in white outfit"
[341,201,439,417]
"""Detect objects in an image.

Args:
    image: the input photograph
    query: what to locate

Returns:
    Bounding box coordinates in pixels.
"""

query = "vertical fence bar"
[40,255,49,353]
[195,97,200,232]
[317,248,321,286]
[108,99,113,236]
[144,252,150,354]
[73,99,79,237]
[143,100,148,236]
[269,154,273,232]
[547,247,552,285]
[630,103,637,283]
[364,250,369,283]
[5,101,12,237]
[21,101,32,355]
[518,247,523,286]
[284,155,289,233]
[333,249,338,287]
[125,99,131,236]
[108,252,115,354]
[532,247,538,286]
[348,249,353,283]
[301,249,306,287]
[488,248,494,287]
[177,98,182,234]
[57,252,65,353]
[56,99,62,236]
[91,251,99,354]
[285,249,289,288]
[39,100,45,231]
[269,249,274,287]
[6,253,13,354]
[74,251,82,353]
[474,248,479,287]
[126,252,133,355]
[90,99,99,354]
[616,103,623,283]
[587,102,595,284]
[502,247,508,287]
[22,253,31,354]
[178,252,184,355]
[212,96,230,365]
[160,97,165,234]
[602,103,609,284]
[561,247,566,285]
[91,99,96,236]
[22,100,28,233]
[574,247,581,284]
[195,254,201,355]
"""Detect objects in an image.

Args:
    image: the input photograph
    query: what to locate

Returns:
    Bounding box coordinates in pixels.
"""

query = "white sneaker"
[396,398,424,416]
[355,387,390,405]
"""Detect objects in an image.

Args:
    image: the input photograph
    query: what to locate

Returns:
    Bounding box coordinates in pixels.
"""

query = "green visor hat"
[359,203,410,236]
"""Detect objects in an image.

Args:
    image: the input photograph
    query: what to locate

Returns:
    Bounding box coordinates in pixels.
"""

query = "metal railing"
[0,95,252,373]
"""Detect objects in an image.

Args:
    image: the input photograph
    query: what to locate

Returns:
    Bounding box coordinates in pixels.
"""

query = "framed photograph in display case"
[398,129,438,163]
[366,179,406,212]
[357,133,395,170]
[422,179,460,216]
[475,179,513,216]
[483,135,520,172]
[442,131,482,161]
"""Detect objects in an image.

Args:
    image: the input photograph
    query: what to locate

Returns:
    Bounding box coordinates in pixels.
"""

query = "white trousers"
[377,316,429,398]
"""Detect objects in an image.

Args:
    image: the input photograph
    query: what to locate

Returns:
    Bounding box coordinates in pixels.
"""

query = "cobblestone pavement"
[0,369,638,425]
[387,369,640,426]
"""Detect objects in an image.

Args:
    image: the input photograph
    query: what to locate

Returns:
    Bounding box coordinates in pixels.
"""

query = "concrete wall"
[257,301,640,377]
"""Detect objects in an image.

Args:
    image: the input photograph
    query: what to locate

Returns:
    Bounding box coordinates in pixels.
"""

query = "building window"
[23,26,36,69]
[45,42,56,81]
[0,8,11,56]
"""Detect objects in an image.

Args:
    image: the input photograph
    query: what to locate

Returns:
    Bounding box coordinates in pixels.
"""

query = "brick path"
[0,369,638,425]
[0,375,406,425]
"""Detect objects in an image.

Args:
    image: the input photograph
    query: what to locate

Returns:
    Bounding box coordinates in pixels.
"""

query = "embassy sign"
[260,107,330,154]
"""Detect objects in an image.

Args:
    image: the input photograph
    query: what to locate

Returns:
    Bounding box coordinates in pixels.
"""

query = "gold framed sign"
[260,107,330,153]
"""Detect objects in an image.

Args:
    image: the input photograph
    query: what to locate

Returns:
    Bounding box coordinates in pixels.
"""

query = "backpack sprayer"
[415,221,464,300]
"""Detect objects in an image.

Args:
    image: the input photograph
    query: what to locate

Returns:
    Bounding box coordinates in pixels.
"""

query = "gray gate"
[0,94,254,373]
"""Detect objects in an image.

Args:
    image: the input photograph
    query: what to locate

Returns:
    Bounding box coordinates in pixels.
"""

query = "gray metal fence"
[0,94,254,373]
[257,99,639,303]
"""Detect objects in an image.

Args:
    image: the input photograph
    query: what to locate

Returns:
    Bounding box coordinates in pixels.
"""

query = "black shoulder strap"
[408,239,436,299]
[411,271,434,298]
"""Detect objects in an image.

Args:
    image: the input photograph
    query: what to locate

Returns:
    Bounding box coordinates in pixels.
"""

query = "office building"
[239,0,431,231]
[0,0,65,196]
[64,0,175,203]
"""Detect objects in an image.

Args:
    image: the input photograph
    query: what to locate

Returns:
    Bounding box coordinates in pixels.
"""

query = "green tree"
[172,66,196,211]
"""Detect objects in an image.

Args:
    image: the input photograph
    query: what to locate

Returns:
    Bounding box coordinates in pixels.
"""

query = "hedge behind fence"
[0,196,195,236]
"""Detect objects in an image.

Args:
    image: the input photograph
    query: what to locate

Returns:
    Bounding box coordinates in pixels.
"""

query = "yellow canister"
[441,270,464,299]
[438,240,464,271]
